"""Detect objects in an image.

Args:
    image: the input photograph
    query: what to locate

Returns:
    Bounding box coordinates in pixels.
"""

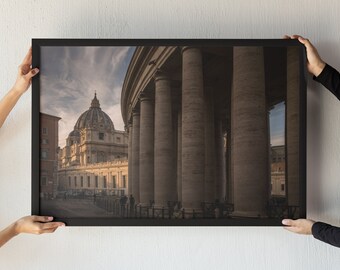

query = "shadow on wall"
[307,77,322,217]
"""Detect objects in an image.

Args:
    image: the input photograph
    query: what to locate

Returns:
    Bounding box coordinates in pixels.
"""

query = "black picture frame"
[32,39,307,226]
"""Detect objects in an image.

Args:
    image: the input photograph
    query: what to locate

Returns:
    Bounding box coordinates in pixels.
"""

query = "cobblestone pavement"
[40,198,111,218]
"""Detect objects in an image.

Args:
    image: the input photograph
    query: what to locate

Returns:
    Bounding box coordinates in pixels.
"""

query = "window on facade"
[41,138,49,145]
[113,176,116,188]
[74,176,77,187]
[87,176,90,187]
[103,176,107,188]
[41,176,47,186]
[42,127,48,135]
[41,150,48,159]
[123,175,126,188]
[281,183,285,192]
[99,132,104,140]
[116,137,121,143]
[81,176,83,187]
[68,177,71,187]
[95,176,98,188]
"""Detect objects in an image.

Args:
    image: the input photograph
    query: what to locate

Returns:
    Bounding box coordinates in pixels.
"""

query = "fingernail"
[60,223,66,227]
[48,216,53,221]
[282,219,288,225]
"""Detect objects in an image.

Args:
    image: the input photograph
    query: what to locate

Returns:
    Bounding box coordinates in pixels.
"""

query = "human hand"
[282,218,315,235]
[284,35,326,77]
[14,215,65,235]
[12,47,39,95]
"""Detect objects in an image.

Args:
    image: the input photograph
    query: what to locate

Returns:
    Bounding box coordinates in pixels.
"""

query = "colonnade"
[125,46,300,217]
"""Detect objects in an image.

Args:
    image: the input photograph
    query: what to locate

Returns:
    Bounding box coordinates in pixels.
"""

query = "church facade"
[58,94,129,196]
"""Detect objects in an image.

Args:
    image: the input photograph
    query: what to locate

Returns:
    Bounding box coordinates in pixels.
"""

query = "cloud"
[41,46,286,148]
[40,46,135,147]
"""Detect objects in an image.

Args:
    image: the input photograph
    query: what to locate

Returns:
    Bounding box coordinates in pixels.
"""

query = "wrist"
[312,61,326,77]
[8,222,20,237]
[10,86,25,97]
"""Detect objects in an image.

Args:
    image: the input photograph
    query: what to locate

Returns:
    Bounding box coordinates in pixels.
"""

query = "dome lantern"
[90,92,100,109]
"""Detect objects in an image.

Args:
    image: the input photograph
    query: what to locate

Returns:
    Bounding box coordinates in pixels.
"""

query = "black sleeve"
[312,221,340,248]
[313,63,340,101]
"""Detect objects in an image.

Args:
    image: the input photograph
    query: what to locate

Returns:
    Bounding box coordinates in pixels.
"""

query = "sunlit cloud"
[40,46,285,149]
[40,46,135,147]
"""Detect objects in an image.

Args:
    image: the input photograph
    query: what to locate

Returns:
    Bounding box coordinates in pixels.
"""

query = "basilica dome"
[74,93,115,132]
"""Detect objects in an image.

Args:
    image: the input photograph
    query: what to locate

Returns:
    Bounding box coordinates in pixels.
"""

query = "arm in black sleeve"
[312,221,340,248]
[313,63,340,101]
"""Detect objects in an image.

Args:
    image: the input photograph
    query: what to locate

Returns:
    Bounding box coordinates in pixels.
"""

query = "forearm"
[312,221,340,248]
[313,63,340,101]
[0,87,25,129]
[0,222,18,248]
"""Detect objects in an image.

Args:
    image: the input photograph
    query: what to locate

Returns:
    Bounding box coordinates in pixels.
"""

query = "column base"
[231,210,268,219]
[181,208,204,219]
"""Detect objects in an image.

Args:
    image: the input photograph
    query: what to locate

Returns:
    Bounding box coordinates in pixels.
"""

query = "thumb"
[33,216,53,222]
[24,68,39,79]
[297,37,313,49]
[297,36,307,44]
[282,219,293,226]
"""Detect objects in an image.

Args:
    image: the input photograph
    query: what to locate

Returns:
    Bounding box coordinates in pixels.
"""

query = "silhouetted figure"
[120,195,128,217]
[129,195,135,216]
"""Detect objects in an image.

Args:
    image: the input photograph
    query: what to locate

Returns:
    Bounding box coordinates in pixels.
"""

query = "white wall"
[0,1,339,269]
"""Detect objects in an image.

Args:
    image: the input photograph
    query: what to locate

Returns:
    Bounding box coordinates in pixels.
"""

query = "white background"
[0,1,339,269]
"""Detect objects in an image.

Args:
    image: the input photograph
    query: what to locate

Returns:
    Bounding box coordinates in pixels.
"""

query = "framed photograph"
[32,39,307,226]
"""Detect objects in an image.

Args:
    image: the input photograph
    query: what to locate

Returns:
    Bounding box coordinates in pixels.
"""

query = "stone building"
[40,113,61,199]
[58,94,129,196]
[121,46,301,218]
[271,145,286,197]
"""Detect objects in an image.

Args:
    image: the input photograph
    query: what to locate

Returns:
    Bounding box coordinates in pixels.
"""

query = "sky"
[40,45,285,148]
[40,46,135,147]
[269,101,285,146]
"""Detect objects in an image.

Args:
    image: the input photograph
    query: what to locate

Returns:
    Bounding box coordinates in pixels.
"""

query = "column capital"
[127,120,132,128]
[132,108,140,116]
[181,46,201,54]
[139,91,154,102]
[154,69,171,82]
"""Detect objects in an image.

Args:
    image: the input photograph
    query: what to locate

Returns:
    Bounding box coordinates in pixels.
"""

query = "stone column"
[154,72,176,206]
[177,109,182,203]
[231,47,269,217]
[127,122,133,196]
[215,119,226,201]
[204,87,216,202]
[139,94,155,206]
[181,47,205,211]
[287,46,300,215]
[131,110,140,203]
[225,127,233,204]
